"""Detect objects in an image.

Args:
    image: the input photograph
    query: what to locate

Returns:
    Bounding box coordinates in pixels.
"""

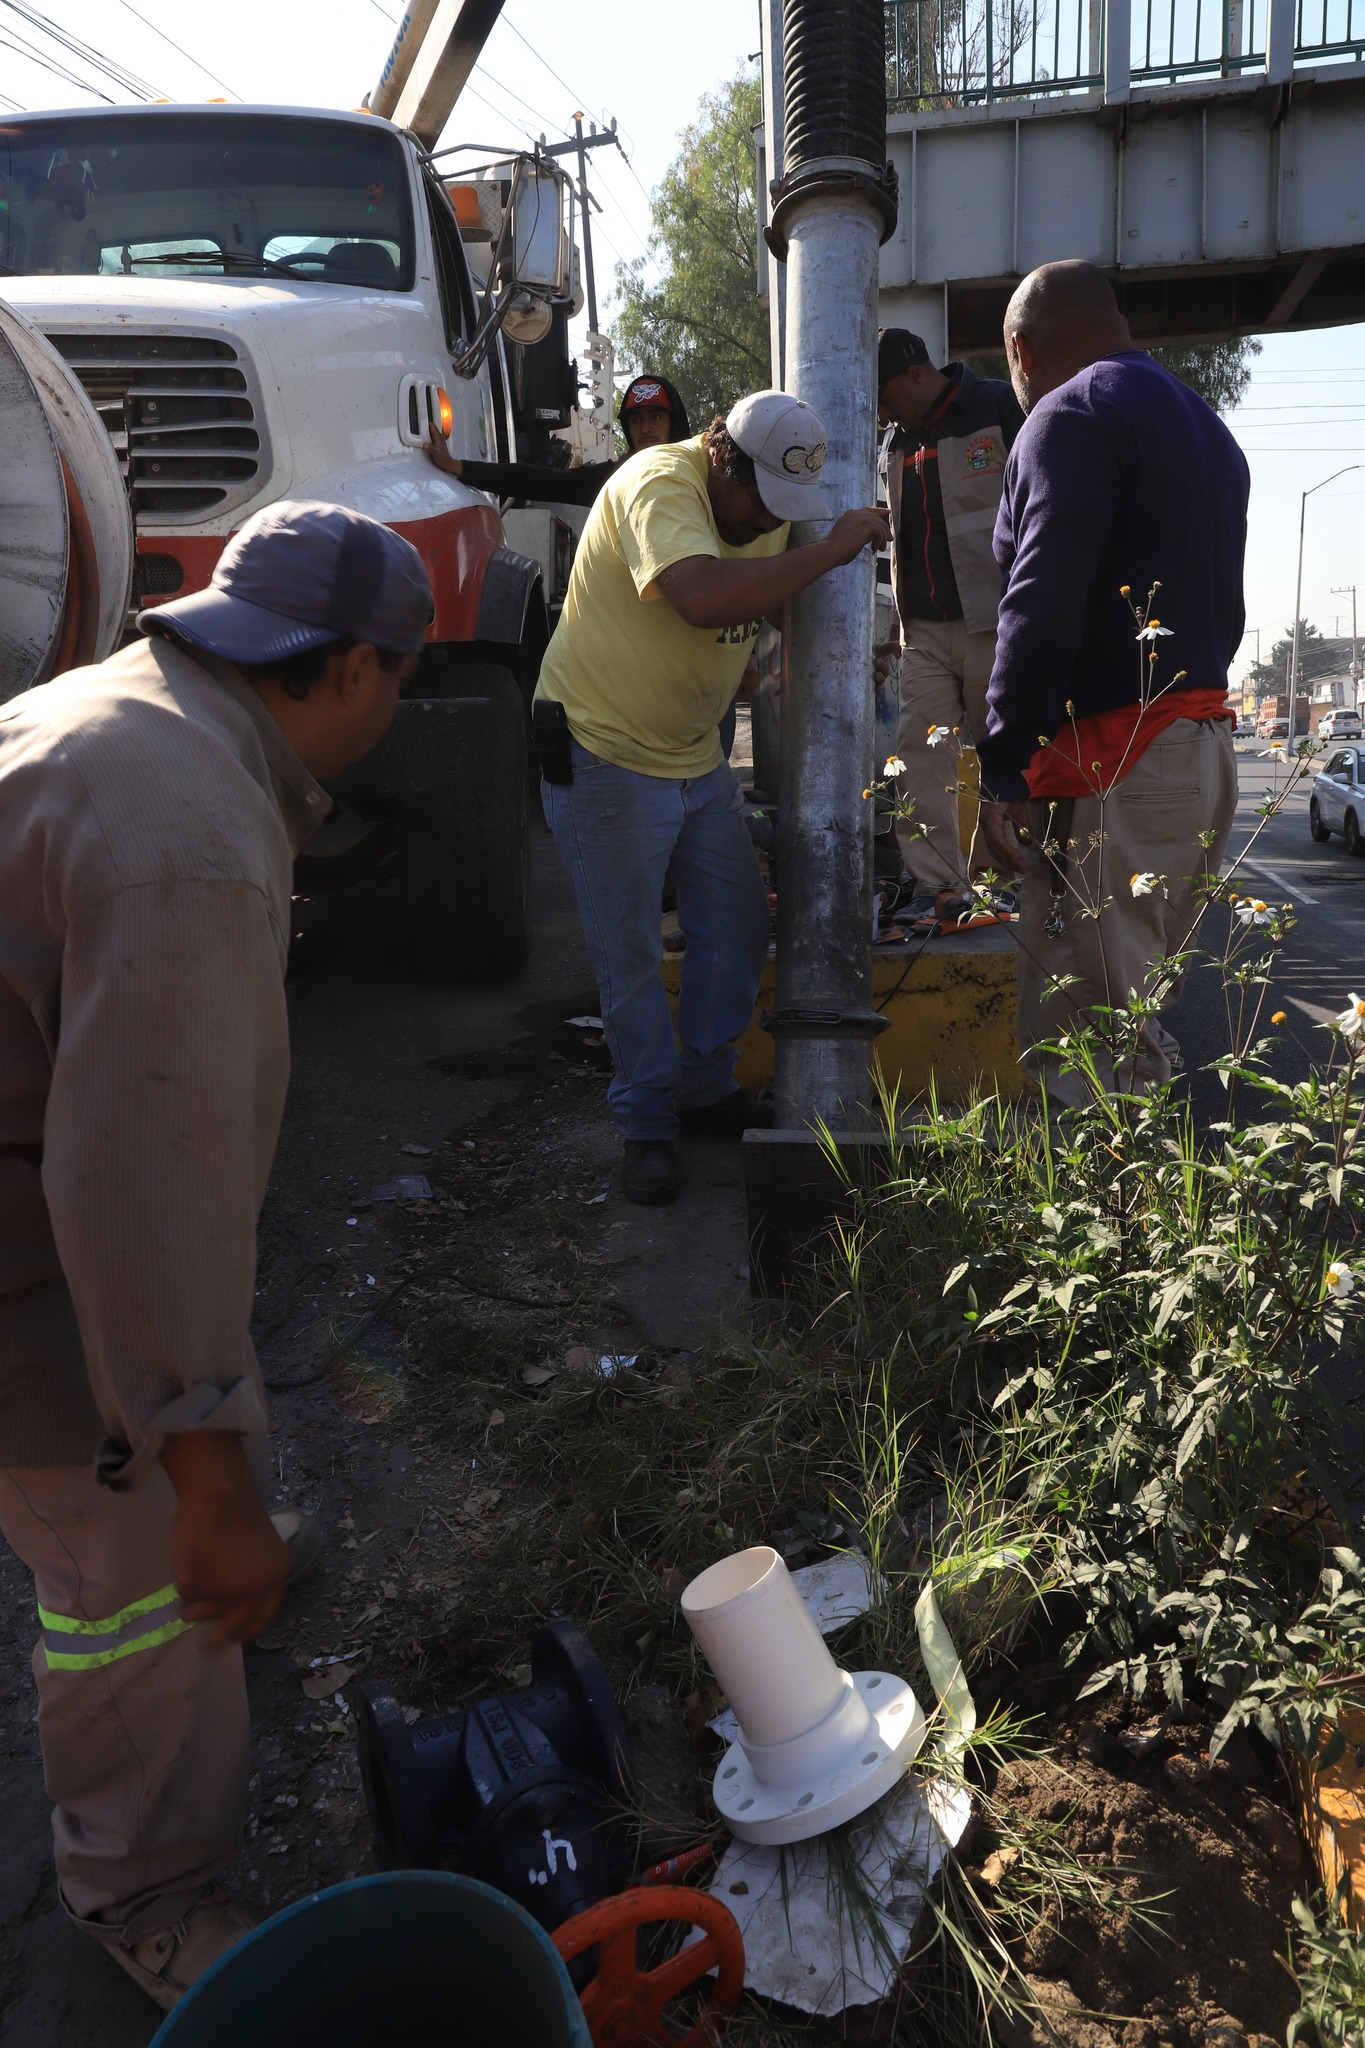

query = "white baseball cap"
[726,389,831,522]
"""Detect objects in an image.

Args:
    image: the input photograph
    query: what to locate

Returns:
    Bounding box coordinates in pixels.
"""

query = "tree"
[1150,339,1261,415]
[610,70,769,434]
[1247,619,1337,698]
[613,66,1260,429]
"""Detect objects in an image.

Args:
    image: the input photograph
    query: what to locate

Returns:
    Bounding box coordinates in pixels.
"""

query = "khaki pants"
[0,1463,248,1936]
[893,618,997,895]
[1014,719,1239,1107]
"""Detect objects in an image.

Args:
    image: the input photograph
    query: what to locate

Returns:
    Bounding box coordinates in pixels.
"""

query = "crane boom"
[371,0,507,149]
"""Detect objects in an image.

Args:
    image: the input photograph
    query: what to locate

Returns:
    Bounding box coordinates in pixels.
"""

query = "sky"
[3,0,1362,684]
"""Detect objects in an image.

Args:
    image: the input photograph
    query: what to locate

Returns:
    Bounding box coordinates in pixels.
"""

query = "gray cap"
[142,500,434,663]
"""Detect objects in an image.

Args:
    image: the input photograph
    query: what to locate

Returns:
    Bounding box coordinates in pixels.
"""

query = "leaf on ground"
[302,1663,355,1698]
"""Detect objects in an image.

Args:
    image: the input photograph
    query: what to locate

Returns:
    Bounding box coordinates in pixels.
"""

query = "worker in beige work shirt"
[0,501,432,2011]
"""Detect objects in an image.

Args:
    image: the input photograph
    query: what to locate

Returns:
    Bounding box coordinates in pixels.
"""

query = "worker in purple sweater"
[973,260,1249,1104]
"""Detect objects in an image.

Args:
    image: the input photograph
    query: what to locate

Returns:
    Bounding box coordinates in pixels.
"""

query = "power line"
[469,61,559,135]
[0,0,161,98]
[0,25,116,100]
[500,16,588,108]
[108,0,242,101]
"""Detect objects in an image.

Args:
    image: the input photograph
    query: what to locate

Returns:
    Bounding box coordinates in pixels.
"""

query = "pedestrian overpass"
[760,0,1365,363]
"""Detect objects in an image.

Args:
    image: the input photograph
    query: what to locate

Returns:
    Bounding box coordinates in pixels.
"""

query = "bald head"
[1003,260,1132,413]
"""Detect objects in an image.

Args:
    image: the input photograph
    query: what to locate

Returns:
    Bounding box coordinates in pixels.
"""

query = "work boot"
[622,1139,679,1206]
[678,1089,773,1137]
[74,1883,255,2013]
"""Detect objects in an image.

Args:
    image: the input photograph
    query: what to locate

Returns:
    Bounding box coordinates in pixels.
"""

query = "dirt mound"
[986,1694,1299,2048]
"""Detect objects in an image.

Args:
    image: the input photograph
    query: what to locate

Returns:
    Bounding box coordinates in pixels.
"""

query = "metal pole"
[1290,466,1363,742]
[772,188,885,1126]
[1288,487,1306,746]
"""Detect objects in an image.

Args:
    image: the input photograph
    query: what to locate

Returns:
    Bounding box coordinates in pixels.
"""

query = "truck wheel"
[396,663,529,981]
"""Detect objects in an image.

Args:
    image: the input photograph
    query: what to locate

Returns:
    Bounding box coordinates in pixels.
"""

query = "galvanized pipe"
[771,185,885,1128]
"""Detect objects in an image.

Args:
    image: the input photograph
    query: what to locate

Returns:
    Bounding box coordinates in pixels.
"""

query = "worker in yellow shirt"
[533,391,889,1205]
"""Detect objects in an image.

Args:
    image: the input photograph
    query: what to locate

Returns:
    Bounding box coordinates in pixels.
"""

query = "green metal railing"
[885,0,1362,105]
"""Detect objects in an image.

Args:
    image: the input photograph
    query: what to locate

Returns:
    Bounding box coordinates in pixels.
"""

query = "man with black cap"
[0,500,432,2010]
[535,391,889,1205]
[877,330,1024,929]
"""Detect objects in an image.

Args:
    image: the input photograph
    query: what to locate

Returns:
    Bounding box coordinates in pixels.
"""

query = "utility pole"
[1332,582,1359,703]
[535,117,621,438]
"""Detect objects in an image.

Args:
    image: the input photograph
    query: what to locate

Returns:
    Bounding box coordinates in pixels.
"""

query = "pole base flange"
[712,1672,926,1845]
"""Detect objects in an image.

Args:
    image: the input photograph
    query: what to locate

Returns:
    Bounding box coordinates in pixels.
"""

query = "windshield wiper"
[123,249,320,278]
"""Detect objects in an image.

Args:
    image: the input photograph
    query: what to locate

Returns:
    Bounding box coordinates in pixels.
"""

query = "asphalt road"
[1170,736,1365,1119]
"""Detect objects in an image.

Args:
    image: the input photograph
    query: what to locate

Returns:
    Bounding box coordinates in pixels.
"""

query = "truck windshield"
[0,111,413,289]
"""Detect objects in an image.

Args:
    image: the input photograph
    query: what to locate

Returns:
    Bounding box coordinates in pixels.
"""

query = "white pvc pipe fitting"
[681,1546,925,1845]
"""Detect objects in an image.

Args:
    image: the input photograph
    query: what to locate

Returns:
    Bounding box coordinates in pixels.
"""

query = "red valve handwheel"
[553,1883,745,2048]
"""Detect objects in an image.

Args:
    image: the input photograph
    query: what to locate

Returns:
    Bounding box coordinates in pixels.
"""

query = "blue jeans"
[543,743,770,1140]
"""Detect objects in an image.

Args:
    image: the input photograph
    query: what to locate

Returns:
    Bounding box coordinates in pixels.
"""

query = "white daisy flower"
[1130,872,1159,897]
[1136,620,1174,641]
[1335,993,1365,1039]
[883,755,906,777]
[1234,899,1273,926]
[1325,1262,1354,1299]
[926,726,953,749]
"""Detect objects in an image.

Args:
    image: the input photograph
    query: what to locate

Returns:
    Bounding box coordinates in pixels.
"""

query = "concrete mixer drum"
[0,297,133,702]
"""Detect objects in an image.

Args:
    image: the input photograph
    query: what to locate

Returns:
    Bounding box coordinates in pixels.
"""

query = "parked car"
[1233,717,1255,737]
[1319,707,1364,740]
[1259,715,1290,739]
[1309,746,1365,854]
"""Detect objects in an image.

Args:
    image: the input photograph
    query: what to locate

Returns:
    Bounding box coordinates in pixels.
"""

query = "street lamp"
[1289,466,1364,743]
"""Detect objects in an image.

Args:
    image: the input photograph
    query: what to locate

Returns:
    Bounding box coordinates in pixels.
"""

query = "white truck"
[0,57,601,979]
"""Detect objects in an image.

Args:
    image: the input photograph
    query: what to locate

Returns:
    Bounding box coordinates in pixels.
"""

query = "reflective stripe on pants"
[0,1462,248,1930]
[38,1582,190,1670]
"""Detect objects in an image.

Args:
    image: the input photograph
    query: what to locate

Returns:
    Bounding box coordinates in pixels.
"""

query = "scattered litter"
[521,1364,556,1388]
[582,1192,609,1206]
[333,1693,350,1716]
[461,1140,477,1151]
[564,1014,604,1030]
[694,1775,972,2014]
[370,1175,434,1202]
[1118,1723,1168,1760]
[789,1553,882,1635]
[345,1218,358,1227]
[596,1353,638,1379]
[366,1275,376,1286]
[399,1142,431,1156]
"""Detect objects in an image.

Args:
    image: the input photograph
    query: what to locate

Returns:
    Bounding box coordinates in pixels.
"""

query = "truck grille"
[45,331,268,524]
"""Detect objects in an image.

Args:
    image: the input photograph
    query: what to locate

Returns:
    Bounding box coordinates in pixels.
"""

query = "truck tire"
[396,663,530,982]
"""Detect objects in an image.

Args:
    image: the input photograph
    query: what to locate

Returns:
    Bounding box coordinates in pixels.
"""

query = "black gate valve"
[355,1619,636,1938]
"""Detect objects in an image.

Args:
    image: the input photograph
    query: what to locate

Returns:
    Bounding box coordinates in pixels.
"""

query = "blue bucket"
[150,1872,591,2048]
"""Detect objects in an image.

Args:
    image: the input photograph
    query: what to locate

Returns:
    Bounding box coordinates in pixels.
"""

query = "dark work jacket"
[880,365,1024,633]
[457,376,693,509]
[456,457,611,508]
[977,351,1250,803]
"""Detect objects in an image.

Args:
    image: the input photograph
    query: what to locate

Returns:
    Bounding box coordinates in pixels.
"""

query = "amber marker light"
[436,389,454,437]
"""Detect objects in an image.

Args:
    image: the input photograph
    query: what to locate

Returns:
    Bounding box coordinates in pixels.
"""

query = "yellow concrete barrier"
[1291,1708,1365,1930]
[661,925,1022,1100]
